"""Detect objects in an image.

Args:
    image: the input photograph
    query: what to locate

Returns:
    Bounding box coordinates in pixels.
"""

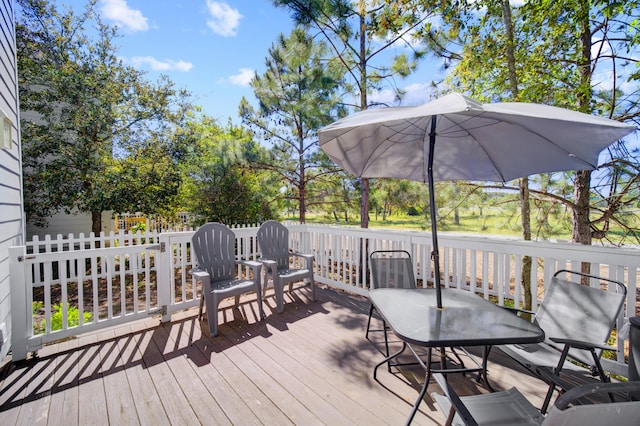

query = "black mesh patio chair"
[367,250,478,376]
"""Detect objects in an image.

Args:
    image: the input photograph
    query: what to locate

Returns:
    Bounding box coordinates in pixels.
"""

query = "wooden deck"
[0,285,551,425]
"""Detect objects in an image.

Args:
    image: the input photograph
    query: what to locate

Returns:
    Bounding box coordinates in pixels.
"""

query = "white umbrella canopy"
[319,92,635,183]
[318,92,636,308]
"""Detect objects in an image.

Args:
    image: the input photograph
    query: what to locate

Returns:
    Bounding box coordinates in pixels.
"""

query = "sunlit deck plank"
[0,285,554,425]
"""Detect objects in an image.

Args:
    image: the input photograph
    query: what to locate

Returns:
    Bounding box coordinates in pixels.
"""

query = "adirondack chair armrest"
[549,337,616,352]
[237,260,263,280]
[190,269,212,293]
[291,252,314,268]
[259,258,278,272]
[191,269,210,280]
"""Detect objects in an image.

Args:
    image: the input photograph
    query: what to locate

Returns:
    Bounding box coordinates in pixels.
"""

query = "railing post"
[157,234,172,322]
[9,246,29,361]
[300,224,311,255]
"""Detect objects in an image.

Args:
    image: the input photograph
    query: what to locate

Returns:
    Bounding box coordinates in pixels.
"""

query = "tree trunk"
[92,210,102,248]
[520,177,533,310]
[358,2,369,229]
[572,171,593,244]
[502,0,533,309]
[574,0,593,279]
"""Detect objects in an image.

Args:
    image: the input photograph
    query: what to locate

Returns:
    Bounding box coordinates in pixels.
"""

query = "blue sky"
[63,0,445,122]
[93,0,298,121]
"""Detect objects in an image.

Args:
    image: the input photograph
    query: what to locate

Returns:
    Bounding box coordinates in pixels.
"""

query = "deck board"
[1,285,554,425]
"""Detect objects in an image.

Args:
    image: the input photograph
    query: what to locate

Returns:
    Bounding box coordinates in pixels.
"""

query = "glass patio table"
[369,287,545,424]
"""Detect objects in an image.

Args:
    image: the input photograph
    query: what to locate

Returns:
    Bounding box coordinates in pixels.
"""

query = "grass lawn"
[303,210,575,241]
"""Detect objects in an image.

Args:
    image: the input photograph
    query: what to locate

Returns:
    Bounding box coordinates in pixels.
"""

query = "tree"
[17,0,187,235]
[239,28,345,222]
[412,0,638,301]
[176,112,276,225]
[442,1,640,246]
[273,0,439,228]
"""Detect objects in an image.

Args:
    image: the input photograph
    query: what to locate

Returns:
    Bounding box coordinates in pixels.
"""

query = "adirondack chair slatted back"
[191,222,265,336]
[257,220,290,270]
[192,222,236,284]
[537,270,626,365]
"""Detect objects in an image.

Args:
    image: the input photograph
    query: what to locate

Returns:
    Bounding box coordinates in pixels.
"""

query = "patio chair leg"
[198,294,205,320]
[541,383,557,414]
[365,304,375,340]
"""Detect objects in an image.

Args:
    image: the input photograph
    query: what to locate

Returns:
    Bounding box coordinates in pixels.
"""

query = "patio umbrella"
[318,92,636,308]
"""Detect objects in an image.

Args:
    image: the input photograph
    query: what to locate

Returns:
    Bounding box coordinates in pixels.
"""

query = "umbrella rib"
[485,114,600,169]
[433,114,509,182]
[439,112,599,181]
[360,118,429,177]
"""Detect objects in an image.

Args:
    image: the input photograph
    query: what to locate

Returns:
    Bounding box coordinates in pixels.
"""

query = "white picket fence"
[10,224,640,376]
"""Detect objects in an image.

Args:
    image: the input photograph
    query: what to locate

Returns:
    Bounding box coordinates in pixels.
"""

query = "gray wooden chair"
[432,372,640,426]
[256,220,315,313]
[191,222,265,337]
[498,269,626,412]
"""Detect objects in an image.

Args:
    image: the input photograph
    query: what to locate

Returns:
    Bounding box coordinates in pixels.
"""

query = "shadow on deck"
[0,285,551,425]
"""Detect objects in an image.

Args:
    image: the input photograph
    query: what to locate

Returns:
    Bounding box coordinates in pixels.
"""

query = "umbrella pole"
[428,115,443,309]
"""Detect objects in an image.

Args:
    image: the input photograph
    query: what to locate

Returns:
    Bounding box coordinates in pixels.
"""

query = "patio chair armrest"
[190,269,212,293]
[258,258,278,272]
[291,252,314,267]
[432,373,480,426]
[549,337,616,352]
[237,260,263,279]
[191,269,210,280]
[554,381,640,409]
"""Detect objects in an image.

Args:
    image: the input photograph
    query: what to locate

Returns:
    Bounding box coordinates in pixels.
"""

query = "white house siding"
[26,210,113,240]
[0,0,22,361]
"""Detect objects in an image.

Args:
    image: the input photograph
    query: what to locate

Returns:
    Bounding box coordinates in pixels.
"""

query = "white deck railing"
[10,224,639,376]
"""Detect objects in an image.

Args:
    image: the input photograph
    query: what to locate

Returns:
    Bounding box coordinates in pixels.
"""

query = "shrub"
[33,302,92,334]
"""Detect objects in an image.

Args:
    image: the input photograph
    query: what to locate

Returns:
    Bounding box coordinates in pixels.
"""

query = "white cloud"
[368,88,396,106]
[206,1,243,37]
[592,68,636,94]
[399,82,435,106]
[130,56,194,72]
[228,68,254,86]
[368,83,435,107]
[101,0,149,33]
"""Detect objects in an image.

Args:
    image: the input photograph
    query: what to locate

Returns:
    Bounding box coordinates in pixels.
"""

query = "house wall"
[27,210,113,240]
[0,0,22,361]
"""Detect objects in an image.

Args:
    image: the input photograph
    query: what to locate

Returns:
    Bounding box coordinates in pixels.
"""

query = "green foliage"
[240,27,345,222]
[129,222,146,234]
[177,115,275,225]
[33,301,92,334]
[17,0,188,233]
[272,0,443,227]
[425,0,640,245]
